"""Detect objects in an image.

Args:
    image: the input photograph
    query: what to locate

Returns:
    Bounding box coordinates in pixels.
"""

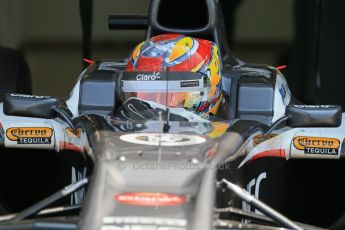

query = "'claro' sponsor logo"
[293,136,340,155]
[115,192,185,206]
[6,127,53,144]
[136,72,160,81]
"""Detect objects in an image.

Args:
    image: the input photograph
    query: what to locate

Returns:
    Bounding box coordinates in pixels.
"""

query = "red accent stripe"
[206,148,216,158]
[250,149,286,162]
[60,141,84,153]
[83,58,95,65]
[115,192,186,206]
[196,101,210,112]
[276,65,287,70]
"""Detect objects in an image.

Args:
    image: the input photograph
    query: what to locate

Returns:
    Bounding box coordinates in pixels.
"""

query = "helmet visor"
[137,92,188,108]
[120,71,209,109]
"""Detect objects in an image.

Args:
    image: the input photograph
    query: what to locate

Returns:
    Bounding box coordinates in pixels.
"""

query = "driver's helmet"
[126,34,222,120]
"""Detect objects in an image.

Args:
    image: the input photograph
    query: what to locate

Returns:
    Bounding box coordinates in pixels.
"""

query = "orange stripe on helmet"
[131,42,144,64]
[169,37,195,62]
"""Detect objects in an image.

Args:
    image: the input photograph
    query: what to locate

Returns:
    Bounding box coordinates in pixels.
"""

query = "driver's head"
[126,34,222,120]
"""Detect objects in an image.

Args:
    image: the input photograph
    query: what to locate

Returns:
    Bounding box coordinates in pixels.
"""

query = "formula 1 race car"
[0,0,345,229]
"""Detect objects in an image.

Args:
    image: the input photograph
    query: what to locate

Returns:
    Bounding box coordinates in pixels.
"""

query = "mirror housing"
[286,105,342,127]
[3,94,58,119]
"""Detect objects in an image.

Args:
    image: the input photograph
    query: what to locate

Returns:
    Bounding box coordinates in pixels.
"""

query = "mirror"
[286,105,342,127]
[3,94,58,119]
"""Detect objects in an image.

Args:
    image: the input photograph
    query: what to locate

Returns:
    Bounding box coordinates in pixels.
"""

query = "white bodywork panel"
[0,104,87,153]
[241,114,345,167]
[272,71,291,123]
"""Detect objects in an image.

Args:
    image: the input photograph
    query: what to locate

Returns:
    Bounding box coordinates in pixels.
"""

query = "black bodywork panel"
[3,94,58,119]
[0,148,91,213]
[237,76,274,117]
[286,104,342,127]
[79,67,118,115]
